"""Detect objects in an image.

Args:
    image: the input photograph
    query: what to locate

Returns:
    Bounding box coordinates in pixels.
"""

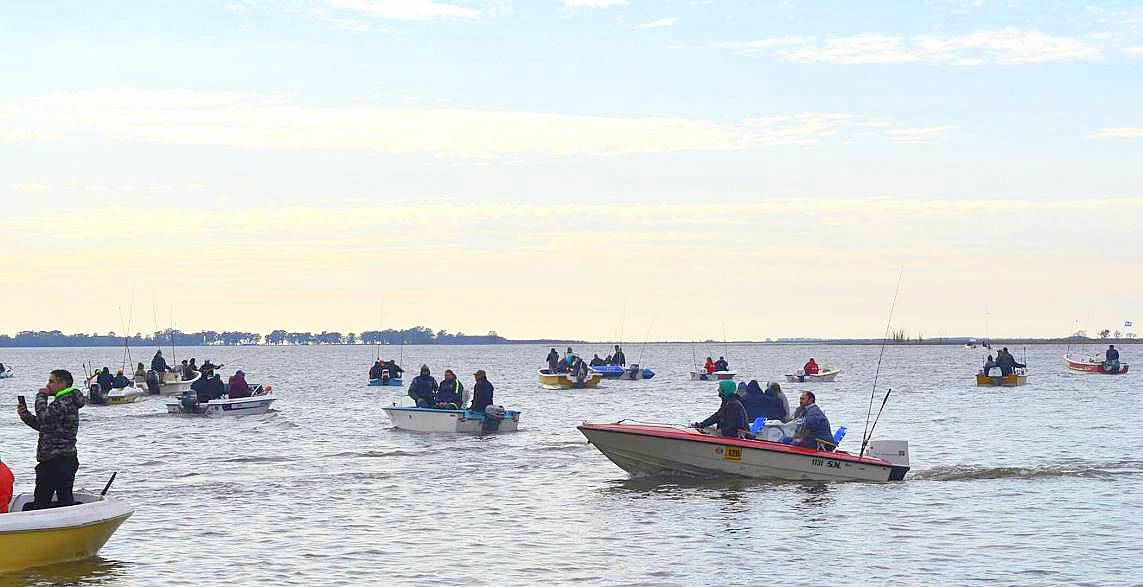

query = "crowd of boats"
[0,341,1131,573]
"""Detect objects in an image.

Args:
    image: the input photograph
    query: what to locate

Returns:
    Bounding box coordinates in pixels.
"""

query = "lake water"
[0,343,1140,586]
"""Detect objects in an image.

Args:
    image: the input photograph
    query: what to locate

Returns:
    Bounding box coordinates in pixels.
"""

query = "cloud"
[0,88,951,157]
[720,28,1101,64]
[563,0,626,7]
[636,17,677,29]
[1090,127,1143,140]
[327,0,480,20]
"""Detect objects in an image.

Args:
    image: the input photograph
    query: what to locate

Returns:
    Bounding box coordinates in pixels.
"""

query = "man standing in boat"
[611,345,626,367]
[546,348,560,371]
[17,369,85,510]
[151,350,171,373]
[1105,345,1121,373]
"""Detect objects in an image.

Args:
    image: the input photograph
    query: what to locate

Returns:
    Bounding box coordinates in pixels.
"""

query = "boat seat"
[749,417,766,434]
[833,426,847,446]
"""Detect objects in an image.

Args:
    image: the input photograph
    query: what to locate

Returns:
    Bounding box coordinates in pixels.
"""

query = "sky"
[1,0,1141,341]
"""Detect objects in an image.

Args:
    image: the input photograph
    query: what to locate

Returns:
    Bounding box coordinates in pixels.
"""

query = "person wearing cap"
[691,380,748,438]
[18,369,85,509]
[436,369,464,408]
[470,370,494,412]
[408,365,438,407]
[790,391,833,450]
[228,370,253,398]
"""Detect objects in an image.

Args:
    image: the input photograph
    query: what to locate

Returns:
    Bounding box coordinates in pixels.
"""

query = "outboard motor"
[146,370,161,394]
[481,405,506,433]
[626,364,640,380]
[179,392,198,413]
[380,368,390,385]
[88,383,106,405]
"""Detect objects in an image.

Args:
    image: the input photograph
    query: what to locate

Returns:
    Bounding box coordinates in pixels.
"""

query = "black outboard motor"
[179,392,198,413]
[480,405,506,433]
[380,368,390,385]
[146,370,161,394]
[89,383,107,405]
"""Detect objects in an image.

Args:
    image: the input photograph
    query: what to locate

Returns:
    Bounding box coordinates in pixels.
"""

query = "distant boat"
[689,370,736,381]
[591,364,655,380]
[538,368,602,389]
[383,404,520,433]
[785,368,841,383]
[368,377,403,387]
[166,385,274,416]
[1064,353,1129,374]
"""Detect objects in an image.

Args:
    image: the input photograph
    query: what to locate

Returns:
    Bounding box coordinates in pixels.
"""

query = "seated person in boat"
[790,391,833,451]
[408,365,439,407]
[94,367,114,392]
[714,357,729,371]
[546,348,560,371]
[740,380,788,423]
[1105,345,1121,372]
[134,362,147,380]
[200,359,223,378]
[179,360,191,380]
[766,382,791,421]
[704,357,716,373]
[610,345,625,366]
[369,360,385,379]
[111,369,131,389]
[151,350,172,373]
[589,354,605,367]
[803,358,820,375]
[470,370,494,412]
[188,358,198,375]
[982,354,997,375]
[145,370,161,394]
[437,369,464,408]
[228,370,253,398]
[193,374,227,402]
[691,380,748,438]
[382,360,404,378]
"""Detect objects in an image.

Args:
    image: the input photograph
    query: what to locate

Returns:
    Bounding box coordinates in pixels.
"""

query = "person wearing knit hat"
[691,379,748,438]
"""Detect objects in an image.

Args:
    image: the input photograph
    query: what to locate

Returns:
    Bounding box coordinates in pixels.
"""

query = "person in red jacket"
[803,358,820,375]
[228,370,253,398]
[0,458,13,513]
[704,357,716,374]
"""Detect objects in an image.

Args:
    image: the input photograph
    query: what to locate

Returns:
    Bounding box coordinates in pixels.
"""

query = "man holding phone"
[17,369,85,510]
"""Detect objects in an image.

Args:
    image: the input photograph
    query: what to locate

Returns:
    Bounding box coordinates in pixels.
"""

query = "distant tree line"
[0,328,508,347]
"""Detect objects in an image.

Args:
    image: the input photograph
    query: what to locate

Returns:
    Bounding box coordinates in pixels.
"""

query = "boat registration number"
[723,447,742,461]
[811,458,841,469]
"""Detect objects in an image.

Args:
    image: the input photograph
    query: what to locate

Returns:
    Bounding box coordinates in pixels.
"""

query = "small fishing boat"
[154,371,201,395]
[0,492,133,572]
[689,370,736,381]
[784,368,841,383]
[166,385,274,417]
[383,404,521,433]
[538,368,603,389]
[1064,353,1129,374]
[368,377,403,387]
[88,383,147,406]
[975,371,1029,386]
[591,365,655,380]
[578,422,909,482]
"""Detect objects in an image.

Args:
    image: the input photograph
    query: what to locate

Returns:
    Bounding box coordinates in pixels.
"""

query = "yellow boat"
[538,369,603,390]
[0,492,133,573]
[975,373,1029,387]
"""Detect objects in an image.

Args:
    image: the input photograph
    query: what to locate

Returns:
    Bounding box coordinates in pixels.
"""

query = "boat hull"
[156,372,201,395]
[538,369,603,389]
[0,493,133,573]
[1064,355,1129,374]
[166,394,274,417]
[383,406,521,433]
[368,378,404,387]
[592,365,655,380]
[975,373,1028,386]
[578,423,908,482]
[785,369,841,383]
[689,370,736,381]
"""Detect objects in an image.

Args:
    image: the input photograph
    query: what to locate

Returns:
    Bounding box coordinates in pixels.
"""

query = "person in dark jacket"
[982,354,997,375]
[996,347,1026,376]
[96,367,114,393]
[111,369,131,389]
[738,380,770,422]
[191,374,211,402]
[1105,345,1121,372]
[408,365,439,407]
[437,369,464,408]
[470,370,494,412]
[383,360,404,378]
[791,391,833,450]
[18,369,85,509]
[714,357,730,371]
[205,374,226,401]
[200,359,223,378]
[145,369,161,394]
[692,380,748,438]
[151,350,171,373]
[369,360,384,380]
[179,360,191,381]
[188,358,198,374]
[611,345,626,367]
[765,382,791,422]
[546,348,560,371]
[589,354,605,367]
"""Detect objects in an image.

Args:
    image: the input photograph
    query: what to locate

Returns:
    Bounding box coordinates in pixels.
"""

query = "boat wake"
[913,460,1143,481]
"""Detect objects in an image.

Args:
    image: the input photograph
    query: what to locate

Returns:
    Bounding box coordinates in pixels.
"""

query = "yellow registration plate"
[724,447,742,461]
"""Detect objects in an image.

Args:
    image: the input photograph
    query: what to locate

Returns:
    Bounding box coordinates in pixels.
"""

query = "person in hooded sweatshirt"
[369,360,384,380]
[546,348,560,371]
[738,380,774,423]
[408,365,439,407]
[228,370,253,398]
[18,369,85,509]
[693,380,748,438]
[151,350,171,373]
[95,367,114,393]
[765,382,791,422]
[436,369,464,408]
[470,370,494,412]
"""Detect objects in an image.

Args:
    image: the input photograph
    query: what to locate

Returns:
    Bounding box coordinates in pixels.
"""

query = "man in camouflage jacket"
[18,369,85,509]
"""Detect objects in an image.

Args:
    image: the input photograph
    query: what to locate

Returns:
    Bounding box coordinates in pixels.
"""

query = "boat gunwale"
[383,406,521,418]
[0,496,134,534]
[578,422,896,468]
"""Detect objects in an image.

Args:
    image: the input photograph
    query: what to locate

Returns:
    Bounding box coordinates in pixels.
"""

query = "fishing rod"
[860,269,903,459]
[862,388,893,457]
[636,318,656,366]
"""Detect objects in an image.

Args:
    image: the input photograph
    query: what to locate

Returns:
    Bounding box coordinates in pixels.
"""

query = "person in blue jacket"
[738,380,769,422]
[407,365,439,407]
[791,391,833,451]
[1105,345,1121,373]
[436,369,464,408]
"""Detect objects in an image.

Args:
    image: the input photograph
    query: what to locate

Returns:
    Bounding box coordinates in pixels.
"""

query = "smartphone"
[17,395,27,408]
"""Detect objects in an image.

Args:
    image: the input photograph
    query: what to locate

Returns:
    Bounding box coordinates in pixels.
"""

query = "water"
[0,343,1140,586]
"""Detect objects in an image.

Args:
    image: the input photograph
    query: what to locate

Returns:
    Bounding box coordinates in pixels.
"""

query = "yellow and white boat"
[538,368,603,390]
[0,492,134,572]
[975,372,1029,387]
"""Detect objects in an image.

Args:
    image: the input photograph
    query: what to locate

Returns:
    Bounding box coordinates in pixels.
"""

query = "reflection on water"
[0,343,1139,585]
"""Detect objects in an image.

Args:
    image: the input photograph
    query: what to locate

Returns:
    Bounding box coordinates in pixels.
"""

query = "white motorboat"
[89,383,148,405]
[383,404,521,433]
[784,368,841,383]
[166,385,274,417]
[689,370,736,381]
[578,421,909,482]
[156,370,201,395]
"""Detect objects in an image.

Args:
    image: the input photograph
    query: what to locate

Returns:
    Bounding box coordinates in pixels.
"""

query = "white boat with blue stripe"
[383,402,521,433]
